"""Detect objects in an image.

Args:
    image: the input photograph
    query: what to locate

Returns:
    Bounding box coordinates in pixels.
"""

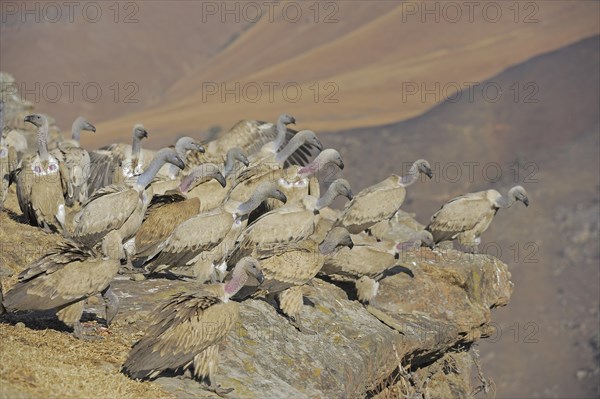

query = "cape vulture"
[15,114,65,233]
[338,159,433,234]
[122,257,264,395]
[426,185,529,252]
[2,231,124,339]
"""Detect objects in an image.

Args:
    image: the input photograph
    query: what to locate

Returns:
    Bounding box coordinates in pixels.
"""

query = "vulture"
[144,181,287,279]
[50,116,96,206]
[184,147,250,211]
[186,113,318,168]
[68,148,185,260]
[228,148,345,217]
[426,185,529,252]
[88,123,149,193]
[149,136,205,195]
[320,231,430,304]
[133,165,226,263]
[15,114,65,233]
[2,231,124,339]
[231,227,353,332]
[1,101,18,209]
[338,159,433,234]
[122,257,264,395]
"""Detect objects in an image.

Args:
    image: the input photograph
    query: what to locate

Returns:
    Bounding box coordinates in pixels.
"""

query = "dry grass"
[0,323,174,399]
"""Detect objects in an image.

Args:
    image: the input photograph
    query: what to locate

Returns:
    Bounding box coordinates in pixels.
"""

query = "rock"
[15,322,25,329]
[130,273,146,282]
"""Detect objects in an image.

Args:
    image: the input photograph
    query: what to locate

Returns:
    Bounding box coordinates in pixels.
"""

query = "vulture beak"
[314,140,324,151]
[523,197,530,207]
[338,160,345,170]
[242,158,250,167]
[275,190,287,204]
[24,115,34,124]
[195,144,206,153]
[174,156,185,170]
[346,190,354,201]
[424,168,433,179]
[256,270,265,284]
[141,130,149,138]
[88,123,97,133]
[290,117,296,125]
[215,173,227,188]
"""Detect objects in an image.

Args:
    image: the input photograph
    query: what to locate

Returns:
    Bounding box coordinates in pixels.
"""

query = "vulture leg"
[56,300,85,339]
[0,284,6,315]
[194,346,234,396]
[458,232,480,254]
[101,285,119,326]
[278,287,315,335]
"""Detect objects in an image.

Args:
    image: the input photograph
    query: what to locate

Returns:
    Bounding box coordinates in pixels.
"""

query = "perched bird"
[133,165,226,263]
[144,182,287,280]
[229,148,345,218]
[150,136,205,195]
[184,148,250,211]
[0,101,18,209]
[231,227,353,332]
[67,148,185,261]
[15,114,65,233]
[50,116,96,206]
[426,186,529,252]
[122,257,264,395]
[88,123,149,193]
[186,113,318,167]
[338,159,433,234]
[2,231,124,339]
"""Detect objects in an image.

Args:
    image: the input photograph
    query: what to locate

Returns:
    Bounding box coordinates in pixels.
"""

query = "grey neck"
[318,241,336,255]
[315,184,340,210]
[37,119,50,160]
[496,189,516,208]
[224,266,248,297]
[131,135,142,161]
[399,163,419,187]
[169,142,188,177]
[275,134,303,164]
[237,189,268,215]
[71,120,82,142]
[223,151,236,178]
[136,153,167,188]
[273,119,287,149]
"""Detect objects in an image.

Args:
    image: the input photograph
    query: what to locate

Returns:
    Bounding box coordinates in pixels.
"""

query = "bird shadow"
[0,309,105,333]
[316,276,359,302]
[2,208,28,224]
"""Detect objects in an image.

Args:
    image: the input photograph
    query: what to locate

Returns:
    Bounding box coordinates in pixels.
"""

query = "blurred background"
[1,1,598,397]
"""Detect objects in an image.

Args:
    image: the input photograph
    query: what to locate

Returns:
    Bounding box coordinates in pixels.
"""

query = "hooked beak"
[523,197,529,207]
[141,130,149,139]
[338,160,345,170]
[256,270,265,284]
[275,190,287,204]
[290,117,296,125]
[215,172,227,188]
[348,239,354,250]
[314,139,324,151]
[174,156,185,170]
[241,157,250,167]
[424,167,433,179]
[346,190,354,201]
[195,144,206,153]
[87,123,97,133]
[24,115,34,124]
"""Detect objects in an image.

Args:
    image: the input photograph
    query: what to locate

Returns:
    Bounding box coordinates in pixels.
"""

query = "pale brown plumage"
[122,257,263,395]
[144,182,286,277]
[134,167,226,261]
[426,186,529,252]
[230,227,353,331]
[184,150,249,212]
[338,160,432,234]
[70,148,185,266]
[50,117,96,206]
[2,231,123,338]
[185,114,317,168]
[15,114,65,233]
[88,124,150,194]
